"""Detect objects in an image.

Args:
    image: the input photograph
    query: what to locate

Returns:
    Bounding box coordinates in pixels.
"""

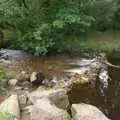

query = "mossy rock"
[0,112,14,120]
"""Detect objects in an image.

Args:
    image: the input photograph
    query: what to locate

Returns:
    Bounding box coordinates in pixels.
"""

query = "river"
[3,53,120,120]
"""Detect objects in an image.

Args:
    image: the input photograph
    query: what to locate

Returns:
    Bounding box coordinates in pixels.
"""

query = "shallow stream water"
[6,54,120,120]
[69,55,120,120]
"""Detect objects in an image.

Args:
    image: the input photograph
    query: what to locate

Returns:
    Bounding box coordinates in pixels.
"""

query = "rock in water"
[0,49,28,61]
[99,67,109,95]
[8,79,18,86]
[71,103,110,120]
[30,72,45,86]
[99,68,109,88]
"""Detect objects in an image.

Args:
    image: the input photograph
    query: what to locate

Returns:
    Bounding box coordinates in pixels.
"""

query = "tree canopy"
[0,0,119,55]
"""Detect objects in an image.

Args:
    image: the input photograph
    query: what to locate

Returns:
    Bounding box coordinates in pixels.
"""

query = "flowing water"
[8,54,85,79]
[68,55,120,120]
[6,54,120,120]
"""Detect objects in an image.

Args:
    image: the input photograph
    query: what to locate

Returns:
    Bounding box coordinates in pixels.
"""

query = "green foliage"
[53,7,95,33]
[0,0,96,55]
[0,70,5,80]
[20,24,55,55]
[0,0,119,54]
[0,112,13,120]
[91,0,119,30]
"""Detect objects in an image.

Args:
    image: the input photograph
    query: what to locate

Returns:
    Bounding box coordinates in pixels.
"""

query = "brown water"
[7,54,120,120]
[68,57,120,120]
[8,55,79,79]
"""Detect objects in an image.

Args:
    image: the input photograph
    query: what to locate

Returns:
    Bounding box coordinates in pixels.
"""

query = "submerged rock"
[0,49,28,61]
[69,58,96,67]
[43,76,58,87]
[71,71,98,85]
[62,58,102,87]
[8,79,18,86]
[71,103,110,120]
[0,59,11,64]
[65,58,102,75]
[15,71,29,81]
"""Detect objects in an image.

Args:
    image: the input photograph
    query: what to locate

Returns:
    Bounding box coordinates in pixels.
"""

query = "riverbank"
[60,31,120,54]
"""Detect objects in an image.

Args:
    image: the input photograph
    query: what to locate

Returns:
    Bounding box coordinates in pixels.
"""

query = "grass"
[0,112,14,120]
[0,70,5,80]
[61,30,120,53]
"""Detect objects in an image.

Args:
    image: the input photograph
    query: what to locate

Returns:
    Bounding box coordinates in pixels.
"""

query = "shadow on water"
[68,57,120,120]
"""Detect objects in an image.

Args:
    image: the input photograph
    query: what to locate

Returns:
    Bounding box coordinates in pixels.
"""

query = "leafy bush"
[20,24,55,55]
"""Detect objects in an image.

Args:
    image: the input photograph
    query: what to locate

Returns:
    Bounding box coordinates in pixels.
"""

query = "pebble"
[8,79,18,86]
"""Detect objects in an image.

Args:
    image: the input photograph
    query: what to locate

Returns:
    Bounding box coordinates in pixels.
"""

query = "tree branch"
[23,0,28,9]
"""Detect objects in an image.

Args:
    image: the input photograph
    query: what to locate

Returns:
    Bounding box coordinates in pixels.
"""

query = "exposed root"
[104,60,120,68]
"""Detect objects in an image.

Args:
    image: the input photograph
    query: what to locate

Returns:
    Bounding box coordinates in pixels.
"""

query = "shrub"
[19,24,55,55]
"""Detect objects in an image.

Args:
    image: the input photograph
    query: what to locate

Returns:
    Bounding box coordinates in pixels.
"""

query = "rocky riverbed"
[0,49,111,120]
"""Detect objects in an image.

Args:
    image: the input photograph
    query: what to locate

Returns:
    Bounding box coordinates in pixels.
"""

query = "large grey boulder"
[71,103,110,120]
[30,98,71,120]
[0,94,20,119]
[29,86,69,110]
